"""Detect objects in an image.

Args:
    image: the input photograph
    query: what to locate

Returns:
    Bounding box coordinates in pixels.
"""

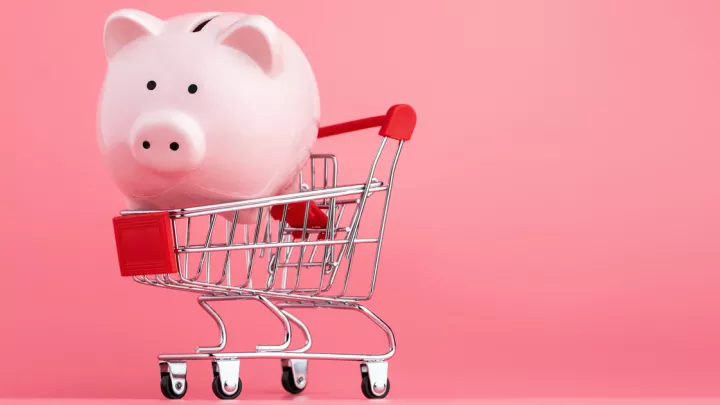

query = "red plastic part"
[379,104,416,141]
[270,201,329,239]
[317,104,416,141]
[318,116,386,138]
[112,212,178,277]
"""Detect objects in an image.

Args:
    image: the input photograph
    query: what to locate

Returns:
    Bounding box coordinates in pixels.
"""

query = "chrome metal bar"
[308,244,319,263]
[170,218,185,280]
[281,235,293,290]
[274,205,289,269]
[191,295,294,354]
[179,238,378,253]
[243,224,250,285]
[336,241,357,298]
[326,204,347,276]
[325,156,330,187]
[195,297,227,353]
[279,310,312,353]
[291,201,312,293]
[311,158,316,191]
[219,212,239,285]
[284,227,343,234]
[364,141,404,300]
[135,275,369,303]
[321,205,356,290]
[260,209,271,258]
[157,304,395,362]
[241,208,264,289]
[254,295,292,353]
[196,214,216,280]
[120,182,386,218]
[176,186,385,219]
[346,137,387,257]
[205,244,211,283]
[184,218,191,279]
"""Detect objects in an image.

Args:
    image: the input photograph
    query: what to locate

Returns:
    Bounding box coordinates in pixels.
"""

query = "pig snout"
[130,111,206,175]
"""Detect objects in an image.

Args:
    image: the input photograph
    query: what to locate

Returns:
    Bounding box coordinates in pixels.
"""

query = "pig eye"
[188,84,198,94]
[192,18,214,33]
[146,80,157,90]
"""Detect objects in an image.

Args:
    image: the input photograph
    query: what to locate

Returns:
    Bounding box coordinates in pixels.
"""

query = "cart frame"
[112,104,416,400]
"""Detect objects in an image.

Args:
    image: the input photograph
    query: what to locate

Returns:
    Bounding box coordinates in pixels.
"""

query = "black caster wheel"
[160,372,187,400]
[212,375,242,400]
[281,366,306,394]
[361,374,390,399]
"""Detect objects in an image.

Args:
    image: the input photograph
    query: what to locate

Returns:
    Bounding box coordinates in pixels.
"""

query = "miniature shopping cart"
[111,104,416,400]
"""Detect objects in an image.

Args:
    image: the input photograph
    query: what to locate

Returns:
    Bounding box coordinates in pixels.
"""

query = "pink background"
[2,0,720,400]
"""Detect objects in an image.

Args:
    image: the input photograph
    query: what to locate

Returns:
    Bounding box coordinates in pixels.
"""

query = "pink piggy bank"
[97,9,320,221]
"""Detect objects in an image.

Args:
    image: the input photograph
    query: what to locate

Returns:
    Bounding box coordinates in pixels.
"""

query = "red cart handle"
[270,104,416,240]
[318,104,416,141]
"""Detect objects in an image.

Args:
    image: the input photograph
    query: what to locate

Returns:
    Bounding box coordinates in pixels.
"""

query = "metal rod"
[179,238,379,253]
[195,297,227,353]
[157,304,395,362]
[120,182,386,218]
[346,137,387,257]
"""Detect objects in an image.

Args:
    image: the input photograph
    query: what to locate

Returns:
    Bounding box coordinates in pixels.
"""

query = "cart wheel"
[211,359,242,400]
[160,373,187,400]
[212,375,242,399]
[281,366,306,394]
[361,374,390,399]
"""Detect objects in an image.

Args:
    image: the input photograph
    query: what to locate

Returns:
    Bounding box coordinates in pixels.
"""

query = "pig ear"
[104,9,164,60]
[217,15,283,76]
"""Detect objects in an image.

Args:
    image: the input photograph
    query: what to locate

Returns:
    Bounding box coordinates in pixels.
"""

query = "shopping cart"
[111,104,416,400]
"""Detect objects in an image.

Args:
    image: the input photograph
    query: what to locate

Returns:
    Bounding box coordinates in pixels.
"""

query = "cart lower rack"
[112,104,416,400]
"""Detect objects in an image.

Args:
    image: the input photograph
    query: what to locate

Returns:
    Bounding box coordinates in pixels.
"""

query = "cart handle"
[317,104,416,141]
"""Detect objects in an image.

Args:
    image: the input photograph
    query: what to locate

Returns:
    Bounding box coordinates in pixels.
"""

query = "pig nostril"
[169,142,180,151]
[142,141,151,149]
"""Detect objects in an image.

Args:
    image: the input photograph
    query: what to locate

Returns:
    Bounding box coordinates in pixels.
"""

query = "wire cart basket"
[111,104,416,400]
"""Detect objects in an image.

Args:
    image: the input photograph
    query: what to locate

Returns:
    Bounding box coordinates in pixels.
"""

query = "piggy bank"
[97,9,320,221]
